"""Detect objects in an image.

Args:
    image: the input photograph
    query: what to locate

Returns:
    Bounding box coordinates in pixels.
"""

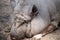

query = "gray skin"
[10,0,60,39]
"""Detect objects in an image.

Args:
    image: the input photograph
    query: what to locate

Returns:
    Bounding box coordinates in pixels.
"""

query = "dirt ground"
[22,28,60,40]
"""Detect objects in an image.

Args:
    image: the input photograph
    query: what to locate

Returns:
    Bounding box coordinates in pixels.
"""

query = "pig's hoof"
[32,34,43,40]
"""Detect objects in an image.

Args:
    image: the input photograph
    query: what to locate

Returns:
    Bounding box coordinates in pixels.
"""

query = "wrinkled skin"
[10,0,60,40]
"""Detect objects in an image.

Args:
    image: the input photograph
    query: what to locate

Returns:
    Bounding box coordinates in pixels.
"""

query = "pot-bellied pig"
[10,0,60,40]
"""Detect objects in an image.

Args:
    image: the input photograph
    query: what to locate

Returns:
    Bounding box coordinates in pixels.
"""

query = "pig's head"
[10,0,38,39]
[10,0,38,22]
[13,4,38,22]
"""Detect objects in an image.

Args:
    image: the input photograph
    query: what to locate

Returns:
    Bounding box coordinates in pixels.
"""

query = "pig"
[10,0,60,40]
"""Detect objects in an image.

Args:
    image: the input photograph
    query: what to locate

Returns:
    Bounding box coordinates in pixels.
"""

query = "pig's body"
[10,0,60,39]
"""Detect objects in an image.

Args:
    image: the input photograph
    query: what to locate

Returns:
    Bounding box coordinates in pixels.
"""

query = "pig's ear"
[10,0,18,9]
[30,5,38,17]
[32,5,38,13]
